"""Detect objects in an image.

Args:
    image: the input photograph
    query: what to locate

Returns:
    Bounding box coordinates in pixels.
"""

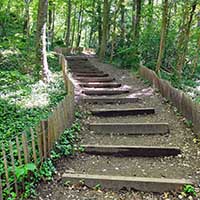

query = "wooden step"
[62,173,192,193]
[80,97,141,104]
[70,66,97,70]
[66,56,88,61]
[89,123,169,135]
[74,73,109,77]
[80,83,121,88]
[82,89,129,95]
[82,145,181,157]
[73,71,104,75]
[91,107,155,117]
[70,69,102,73]
[76,77,115,83]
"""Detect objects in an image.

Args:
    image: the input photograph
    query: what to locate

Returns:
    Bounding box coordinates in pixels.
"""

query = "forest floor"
[32,57,200,200]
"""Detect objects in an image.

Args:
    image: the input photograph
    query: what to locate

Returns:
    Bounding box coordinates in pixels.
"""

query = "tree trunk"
[23,0,31,36]
[89,0,96,47]
[120,0,125,46]
[71,5,77,47]
[76,0,83,47]
[134,0,142,41]
[192,12,200,75]
[176,1,197,77]
[97,1,102,52]
[36,0,50,83]
[99,0,110,60]
[132,0,135,36]
[156,0,168,74]
[48,0,55,48]
[110,0,121,62]
[65,0,71,47]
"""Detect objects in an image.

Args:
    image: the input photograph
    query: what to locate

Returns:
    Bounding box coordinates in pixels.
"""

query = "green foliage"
[183,185,196,196]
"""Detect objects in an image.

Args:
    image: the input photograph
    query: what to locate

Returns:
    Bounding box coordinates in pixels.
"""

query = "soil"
[32,57,200,200]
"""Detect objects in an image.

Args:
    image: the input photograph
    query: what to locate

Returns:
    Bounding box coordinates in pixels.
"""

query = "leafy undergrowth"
[0,52,66,142]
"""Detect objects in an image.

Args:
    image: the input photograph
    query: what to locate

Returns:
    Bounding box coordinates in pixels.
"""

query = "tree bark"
[99,0,110,60]
[156,0,168,74]
[120,0,125,46]
[97,1,102,52]
[36,0,50,83]
[110,0,122,62]
[134,0,142,41]
[76,0,83,47]
[192,12,200,75]
[71,5,77,47]
[176,1,197,77]
[48,0,55,48]
[132,0,135,36]
[23,0,31,36]
[65,0,71,47]
[89,0,96,47]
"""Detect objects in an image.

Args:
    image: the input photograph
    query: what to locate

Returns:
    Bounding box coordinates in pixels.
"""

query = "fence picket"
[9,142,18,195]
[2,144,10,189]
[22,132,30,164]
[30,128,37,165]
[16,136,22,166]
[41,121,47,159]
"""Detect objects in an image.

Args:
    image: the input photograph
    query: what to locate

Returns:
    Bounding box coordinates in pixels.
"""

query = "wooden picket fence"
[0,55,75,199]
[139,65,200,135]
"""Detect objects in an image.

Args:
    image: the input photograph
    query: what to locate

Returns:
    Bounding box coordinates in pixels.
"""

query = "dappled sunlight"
[128,87,154,98]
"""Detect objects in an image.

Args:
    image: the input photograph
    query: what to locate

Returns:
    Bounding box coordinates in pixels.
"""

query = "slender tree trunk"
[156,0,168,74]
[97,1,102,52]
[120,0,125,46]
[110,0,121,62]
[48,0,55,48]
[65,0,71,47]
[192,12,200,75]
[36,0,50,82]
[76,0,83,47]
[71,5,77,47]
[99,0,110,60]
[23,0,31,36]
[77,11,83,47]
[176,2,197,77]
[134,0,142,41]
[132,0,135,36]
[89,0,96,47]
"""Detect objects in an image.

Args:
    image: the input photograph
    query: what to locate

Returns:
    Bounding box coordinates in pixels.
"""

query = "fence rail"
[0,55,74,199]
[139,65,200,134]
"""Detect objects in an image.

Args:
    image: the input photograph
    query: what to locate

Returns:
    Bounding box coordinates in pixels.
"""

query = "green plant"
[183,184,196,196]
[94,183,101,191]
[184,119,193,128]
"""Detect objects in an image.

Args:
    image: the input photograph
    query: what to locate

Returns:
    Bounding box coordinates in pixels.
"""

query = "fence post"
[9,141,18,195]
[41,121,47,159]
[30,128,37,165]
[2,144,9,189]
[22,132,30,164]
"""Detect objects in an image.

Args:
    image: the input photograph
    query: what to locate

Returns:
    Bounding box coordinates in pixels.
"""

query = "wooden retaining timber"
[91,107,155,117]
[62,173,192,193]
[89,123,170,135]
[80,97,141,104]
[79,83,121,88]
[70,69,102,73]
[74,73,109,77]
[77,77,115,82]
[82,89,129,95]
[82,145,181,157]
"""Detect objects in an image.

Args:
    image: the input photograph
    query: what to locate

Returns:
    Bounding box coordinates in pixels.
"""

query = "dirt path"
[34,57,200,200]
